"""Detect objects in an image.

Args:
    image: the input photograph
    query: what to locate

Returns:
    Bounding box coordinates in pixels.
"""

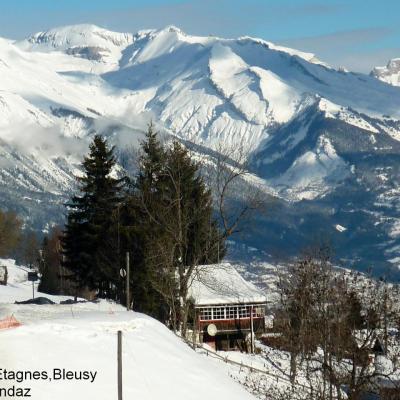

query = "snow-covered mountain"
[1,24,400,277]
[371,58,400,87]
[18,24,134,68]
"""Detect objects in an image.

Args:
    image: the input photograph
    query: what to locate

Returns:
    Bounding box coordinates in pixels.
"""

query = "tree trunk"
[179,281,189,337]
[290,352,297,384]
[349,356,359,400]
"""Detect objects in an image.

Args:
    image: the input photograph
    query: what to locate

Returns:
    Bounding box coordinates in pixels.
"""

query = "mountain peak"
[18,24,134,52]
[158,25,183,34]
[371,57,400,87]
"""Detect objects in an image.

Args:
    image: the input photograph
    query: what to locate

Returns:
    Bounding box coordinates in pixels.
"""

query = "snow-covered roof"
[189,263,267,306]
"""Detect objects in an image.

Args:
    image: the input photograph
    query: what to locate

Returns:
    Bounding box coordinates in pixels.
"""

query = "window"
[199,308,212,321]
[198,304,266,321]
[227,306,238,319]
[212,307,225,320]
[238,306,250,318]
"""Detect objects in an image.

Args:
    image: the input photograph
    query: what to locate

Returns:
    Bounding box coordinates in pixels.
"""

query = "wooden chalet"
[189,263,267,351]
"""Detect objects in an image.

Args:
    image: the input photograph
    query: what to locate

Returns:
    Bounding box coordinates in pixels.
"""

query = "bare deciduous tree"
[275,246,400,400]
[203,142,268,240]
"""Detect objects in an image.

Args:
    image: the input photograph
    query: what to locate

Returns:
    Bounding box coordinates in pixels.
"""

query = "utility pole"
[118,330,122,400]
[126,252,130,311]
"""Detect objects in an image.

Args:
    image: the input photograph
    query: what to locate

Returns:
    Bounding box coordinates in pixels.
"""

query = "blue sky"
[1,0,399,72]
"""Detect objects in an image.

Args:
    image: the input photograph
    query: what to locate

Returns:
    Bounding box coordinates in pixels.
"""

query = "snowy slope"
[0,259,76,303]
[17,24,134,72]
[0,260,256,400]
[371,58,400,87]
[104,25,400,152]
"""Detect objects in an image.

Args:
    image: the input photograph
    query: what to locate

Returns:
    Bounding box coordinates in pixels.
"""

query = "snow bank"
[0,260,256,400]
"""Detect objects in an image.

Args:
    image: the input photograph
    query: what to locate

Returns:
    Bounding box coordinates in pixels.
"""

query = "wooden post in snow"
[118,330,122,400]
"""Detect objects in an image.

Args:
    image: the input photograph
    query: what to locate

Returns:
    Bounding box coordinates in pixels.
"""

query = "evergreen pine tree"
[163,141,225,333]
[38,227,63,295]
[62,135,125,299]
[0,210,22,257]
[122,123,170,319]
[17,230,40,268]
[132,132,225,331]
[164,141,225,267]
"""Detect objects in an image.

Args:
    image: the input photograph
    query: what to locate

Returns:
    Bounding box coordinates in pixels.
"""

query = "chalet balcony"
[198,316,265,334]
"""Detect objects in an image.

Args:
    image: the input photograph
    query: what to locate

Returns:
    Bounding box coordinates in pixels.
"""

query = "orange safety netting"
[0,315,21,330]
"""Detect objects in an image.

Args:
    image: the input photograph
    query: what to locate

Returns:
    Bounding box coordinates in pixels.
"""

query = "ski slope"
[0,260,256,400]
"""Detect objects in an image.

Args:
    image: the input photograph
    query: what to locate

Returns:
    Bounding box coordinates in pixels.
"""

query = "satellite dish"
[207,323,218,337]
[120,268,127,278]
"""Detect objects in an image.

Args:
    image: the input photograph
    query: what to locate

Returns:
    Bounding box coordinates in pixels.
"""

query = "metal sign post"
[28,272,39,299]
[120,252,131,311]
[118,330,122,400]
